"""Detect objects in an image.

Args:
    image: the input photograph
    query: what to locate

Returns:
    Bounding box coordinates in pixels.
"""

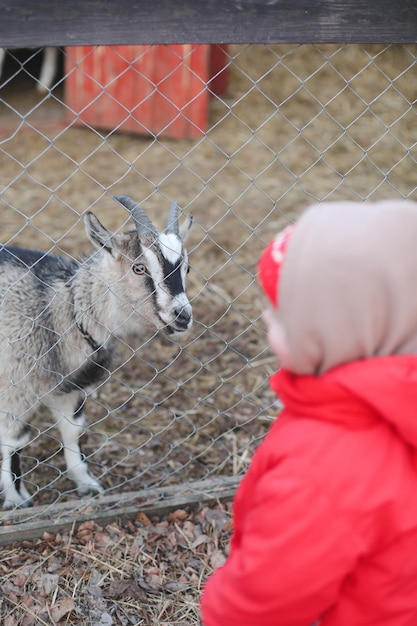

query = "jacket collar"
[270,355,417,437]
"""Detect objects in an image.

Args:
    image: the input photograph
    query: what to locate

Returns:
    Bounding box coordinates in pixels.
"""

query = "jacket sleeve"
[201,469,364,626]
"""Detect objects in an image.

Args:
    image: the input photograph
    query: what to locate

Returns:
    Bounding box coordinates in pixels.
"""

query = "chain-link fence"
[0,43,416,531]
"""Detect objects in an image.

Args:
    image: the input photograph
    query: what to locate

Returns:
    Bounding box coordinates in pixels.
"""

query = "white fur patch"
[141,247,169,307]
[143,248,163,280]
[158,233,182,264]
[142,235,185,310]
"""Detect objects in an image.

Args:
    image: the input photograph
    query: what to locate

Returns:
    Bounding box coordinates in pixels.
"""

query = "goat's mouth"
[159,313,193,335]
[165,320,192,335]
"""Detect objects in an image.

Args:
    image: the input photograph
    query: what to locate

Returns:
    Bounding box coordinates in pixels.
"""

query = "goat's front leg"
[51,393,103,497]
[0,421,33,508]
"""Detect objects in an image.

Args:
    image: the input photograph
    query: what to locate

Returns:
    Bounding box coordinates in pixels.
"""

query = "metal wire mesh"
[0,43,416,526]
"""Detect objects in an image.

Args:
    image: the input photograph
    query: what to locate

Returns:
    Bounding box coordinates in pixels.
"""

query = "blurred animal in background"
[0,46,59,92]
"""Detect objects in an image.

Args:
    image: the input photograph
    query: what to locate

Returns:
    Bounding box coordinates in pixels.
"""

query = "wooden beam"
[0,0,416,47]
[0,477,240,545]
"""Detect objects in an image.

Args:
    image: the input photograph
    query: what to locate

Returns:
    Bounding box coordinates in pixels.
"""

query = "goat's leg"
[36,47,59,93]
[0,422,32,508]
[51,393,103,497]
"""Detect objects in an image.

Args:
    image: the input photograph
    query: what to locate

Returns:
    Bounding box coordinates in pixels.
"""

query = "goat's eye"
[186,265,190,274]
[132,263,147,275]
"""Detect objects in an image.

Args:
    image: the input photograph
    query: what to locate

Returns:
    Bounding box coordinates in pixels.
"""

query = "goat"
[0,47,59,92]
[0,195,193,508]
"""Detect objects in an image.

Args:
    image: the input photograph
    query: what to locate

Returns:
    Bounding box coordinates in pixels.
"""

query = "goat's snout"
[174,305,192,329]
[159,302,192,335]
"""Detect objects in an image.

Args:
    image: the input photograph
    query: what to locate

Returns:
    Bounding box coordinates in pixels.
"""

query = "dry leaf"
[210,549,227,570]
[136,576,162,595]
[136,511,152,526]
[203,509,232,534]
[104,578,147,601]
[37,573,59,597]
[192,533,208,548]
[95,532,114,548]
[167,509,189,522]
[50,597,75,622]
[162,581,190,593]
[92,612,114,626]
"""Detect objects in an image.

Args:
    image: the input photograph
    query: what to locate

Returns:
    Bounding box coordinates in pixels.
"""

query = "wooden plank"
[0,477,240,545]
[0,0,416,47]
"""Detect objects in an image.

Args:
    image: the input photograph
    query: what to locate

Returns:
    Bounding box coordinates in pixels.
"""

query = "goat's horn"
[166,202,179,235]
[114,196,157,237]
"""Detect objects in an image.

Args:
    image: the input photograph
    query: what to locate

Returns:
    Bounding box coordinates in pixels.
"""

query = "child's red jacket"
[201,355,417,625]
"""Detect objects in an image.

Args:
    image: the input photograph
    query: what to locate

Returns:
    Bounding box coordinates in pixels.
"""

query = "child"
[201,200,417,626]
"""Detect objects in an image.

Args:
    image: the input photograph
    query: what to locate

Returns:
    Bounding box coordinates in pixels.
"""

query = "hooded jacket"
[201,200,417,626]
[201,357,417,626]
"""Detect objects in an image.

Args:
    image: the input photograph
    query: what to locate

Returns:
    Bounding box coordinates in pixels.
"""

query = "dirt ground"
[0,43,417,624]
[0,502,232,625]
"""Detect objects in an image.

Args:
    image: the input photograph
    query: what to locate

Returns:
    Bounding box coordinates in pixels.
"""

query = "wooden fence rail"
[0,0,416,47]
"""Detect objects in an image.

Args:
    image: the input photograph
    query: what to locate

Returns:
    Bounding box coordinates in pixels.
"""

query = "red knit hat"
[258,225,295,308]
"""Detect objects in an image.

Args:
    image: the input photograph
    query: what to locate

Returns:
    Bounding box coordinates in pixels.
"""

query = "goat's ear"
[84,211,119,257]
[179,213,193,243]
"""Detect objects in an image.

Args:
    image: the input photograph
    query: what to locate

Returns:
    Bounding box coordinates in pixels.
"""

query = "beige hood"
[277,200,417,375]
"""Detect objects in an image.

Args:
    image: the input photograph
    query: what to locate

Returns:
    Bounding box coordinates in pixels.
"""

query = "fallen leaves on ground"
[0,502,232,625]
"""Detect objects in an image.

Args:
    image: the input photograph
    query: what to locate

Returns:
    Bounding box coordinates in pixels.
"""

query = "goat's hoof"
[76,478,104,498]
[2,494,33,509]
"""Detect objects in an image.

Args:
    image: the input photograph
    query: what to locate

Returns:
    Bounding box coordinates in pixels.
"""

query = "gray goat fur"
[0,195,193,508]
